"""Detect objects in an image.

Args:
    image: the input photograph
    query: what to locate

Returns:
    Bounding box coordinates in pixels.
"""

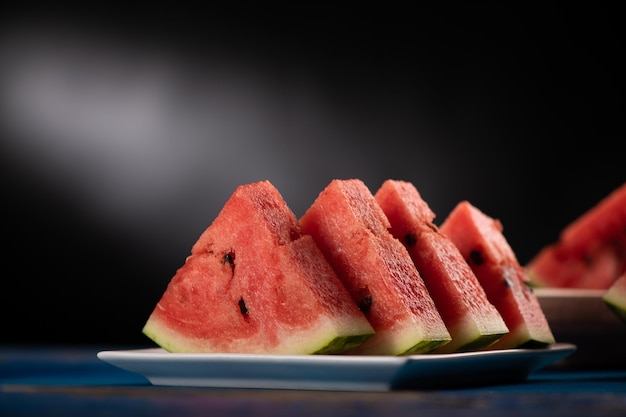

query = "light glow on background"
[0,24,442,256]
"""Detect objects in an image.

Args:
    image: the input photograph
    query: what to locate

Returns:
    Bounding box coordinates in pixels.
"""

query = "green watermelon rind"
[455,334,506,352]
[313,333,374,354]
[603,290,626,325]
[434,326,508,353]
[604,302,626,324]
[400,340,450,355]
[514,339,553,349]
[428,304,510,353]
[143,295,376,355]
[143,315,375,355]
[347,323,451,356]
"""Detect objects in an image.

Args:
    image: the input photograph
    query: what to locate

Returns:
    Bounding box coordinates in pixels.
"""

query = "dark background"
[1,3,623,346]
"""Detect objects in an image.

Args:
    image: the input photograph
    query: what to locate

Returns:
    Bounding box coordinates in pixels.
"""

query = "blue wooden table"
[2,345,625,417]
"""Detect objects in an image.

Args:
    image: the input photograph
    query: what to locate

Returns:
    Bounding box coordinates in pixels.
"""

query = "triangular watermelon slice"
[374,180,509,353]
[560,182,626,258]
[142,180,375,354]
[527,182,626,289]
[300,179,451,355]
[526,241,622,289]
[440,201,556,350]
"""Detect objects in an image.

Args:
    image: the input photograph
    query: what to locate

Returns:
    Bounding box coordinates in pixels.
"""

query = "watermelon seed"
[469,250,484,266]
[503,274,513,288]
[238,298,249,315]
[223,251,236,271]
[404,233,417,247]
[358,295,373,313]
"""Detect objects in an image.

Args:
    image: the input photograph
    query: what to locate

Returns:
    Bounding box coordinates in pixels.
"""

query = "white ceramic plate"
[98,343,575,391]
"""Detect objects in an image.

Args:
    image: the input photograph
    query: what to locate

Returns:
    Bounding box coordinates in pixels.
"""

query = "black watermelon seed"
[358,295,373,313]
[223,251,236,270]
[469,250,484,266]
[238,298,249,315]
[404,233,417,247]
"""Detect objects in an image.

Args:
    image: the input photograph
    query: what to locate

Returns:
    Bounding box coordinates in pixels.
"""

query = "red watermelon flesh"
[374,180,509,353]
[526,182,626,289]
[527,241,623,290]
[440,200,556,350]
[143,180,375,354]
[299,179,451,355]
[560,182,626,258]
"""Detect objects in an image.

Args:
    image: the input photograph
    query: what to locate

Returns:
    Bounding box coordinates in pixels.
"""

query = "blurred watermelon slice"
[527,182,626,289]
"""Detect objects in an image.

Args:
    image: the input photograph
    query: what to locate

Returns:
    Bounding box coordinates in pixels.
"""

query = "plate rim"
[98,342,576,361]
[97,343,576,391]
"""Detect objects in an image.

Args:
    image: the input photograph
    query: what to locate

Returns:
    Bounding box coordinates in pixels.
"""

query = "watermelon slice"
[526,182,626,289]
[299,179,451,355]
[374,180,509,353]
[527,241,622,289]
[439,201,556,350]
[560,182,626,258]
[603,271,626,324]
[142,180,375,354]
